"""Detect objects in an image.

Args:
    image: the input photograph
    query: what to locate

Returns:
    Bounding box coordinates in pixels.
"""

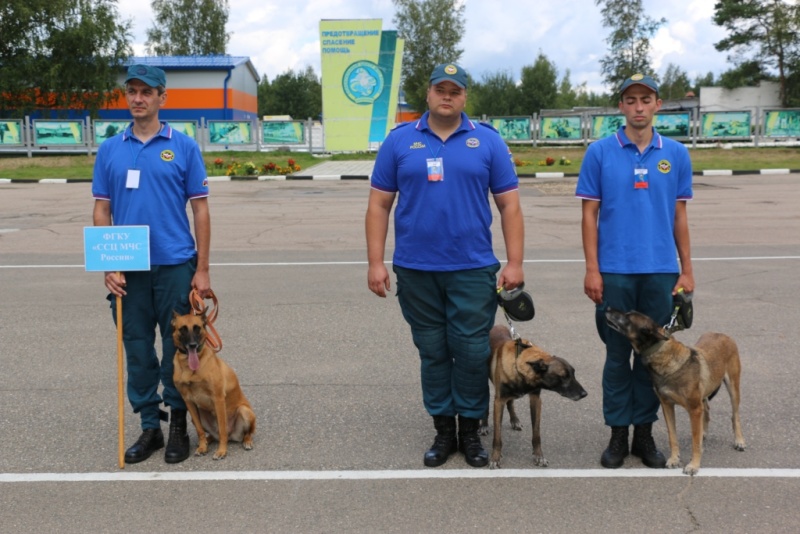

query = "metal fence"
[1,108,798,157]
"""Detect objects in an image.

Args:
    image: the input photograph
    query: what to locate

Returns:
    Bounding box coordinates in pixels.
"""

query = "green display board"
[34,120,84,145]
[0,120,23,145]
[654,112,691,138]
[701,112,751,138]
[262,121,305,144]
[94,121,129,144]
[540,116,582,140]
[763,110,800,137]
[591,115,624,139]
[208,121,253,144]
[490,117,531,141]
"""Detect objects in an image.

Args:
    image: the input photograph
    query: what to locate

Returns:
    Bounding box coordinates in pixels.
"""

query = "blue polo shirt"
[92,122,209,265]
[371,111,519,271]
[575,126,693,274]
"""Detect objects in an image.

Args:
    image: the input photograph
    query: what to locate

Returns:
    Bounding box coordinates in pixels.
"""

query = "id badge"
[126,169,141,189]
[427,157,443,182]
[634,167,648,189]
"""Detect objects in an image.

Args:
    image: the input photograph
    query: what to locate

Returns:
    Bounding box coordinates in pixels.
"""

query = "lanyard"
[128,139,145,169]
[423,133,444,159]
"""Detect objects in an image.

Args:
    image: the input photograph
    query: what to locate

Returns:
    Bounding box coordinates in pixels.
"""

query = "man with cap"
[366,63,525,468]
[576,73,695,469]
[92,64,211,464]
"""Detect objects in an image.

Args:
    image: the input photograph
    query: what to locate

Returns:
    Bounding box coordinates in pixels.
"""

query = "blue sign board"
[84,226,150,272]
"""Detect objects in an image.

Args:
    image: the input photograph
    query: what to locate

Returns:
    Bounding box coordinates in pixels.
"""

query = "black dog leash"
[664,288,693,334]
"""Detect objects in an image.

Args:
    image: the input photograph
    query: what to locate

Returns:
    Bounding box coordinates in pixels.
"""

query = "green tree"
[718,60,771,89]
[659,63,691,100]
[555,70,578,110]
[393,0,465,113]
[518,52,558,113]
[258,67,322,120]
[574,83,609,108]
[713,0,800,106]
[469,71,518,116]
[693,71,716,95]
[595,0,665,97]
[146,0,229,56]
[0,0,132,118]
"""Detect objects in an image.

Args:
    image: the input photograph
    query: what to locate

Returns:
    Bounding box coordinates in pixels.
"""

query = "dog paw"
[194,448,208,456]
[212,451,227,460]
[532,455,549,467]
[734,440,746,451]
[683,464,699,476]
[243,441,254,451]
[478,424,489,436]
[666,457,681,469]
[510,421,523,431]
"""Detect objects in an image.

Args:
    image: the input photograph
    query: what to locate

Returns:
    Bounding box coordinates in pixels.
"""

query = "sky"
[117,0,731,94]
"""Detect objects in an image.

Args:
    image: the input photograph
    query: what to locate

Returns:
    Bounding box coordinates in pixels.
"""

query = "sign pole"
[116,284,125,469]
[83,225,150,469]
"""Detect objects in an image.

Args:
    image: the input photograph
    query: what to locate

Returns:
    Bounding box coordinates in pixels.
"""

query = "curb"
[3,169,800,184]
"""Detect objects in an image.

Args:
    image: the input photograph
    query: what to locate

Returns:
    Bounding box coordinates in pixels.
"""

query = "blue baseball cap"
[619,73,658,96]
[125,64,167,88]
[430,63,468,88]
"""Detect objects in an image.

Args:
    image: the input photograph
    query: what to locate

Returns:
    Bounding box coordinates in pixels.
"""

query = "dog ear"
[172,310,180,324]
[530,360,548,375]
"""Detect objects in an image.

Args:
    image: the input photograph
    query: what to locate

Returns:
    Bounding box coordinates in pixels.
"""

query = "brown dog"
[172,311,256,460]
[480,325,587,469]
[605,308,745,475]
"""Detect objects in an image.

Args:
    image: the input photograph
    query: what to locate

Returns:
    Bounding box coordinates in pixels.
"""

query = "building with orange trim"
[100,56,259,122]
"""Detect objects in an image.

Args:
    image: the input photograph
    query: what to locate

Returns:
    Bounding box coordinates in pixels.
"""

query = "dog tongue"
[188,347,200,371]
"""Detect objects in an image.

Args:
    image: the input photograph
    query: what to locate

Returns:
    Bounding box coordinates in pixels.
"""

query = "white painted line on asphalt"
[3,256,800,270]
[2,468,799,483]
[702,170,733,176]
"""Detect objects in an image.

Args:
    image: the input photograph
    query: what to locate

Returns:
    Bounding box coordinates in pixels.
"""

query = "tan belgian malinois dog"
[172,311,256,460]
[480,325,587,469]
[605,308,745,475]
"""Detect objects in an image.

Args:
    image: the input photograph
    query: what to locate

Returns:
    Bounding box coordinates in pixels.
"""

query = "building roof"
[126,55,259,81]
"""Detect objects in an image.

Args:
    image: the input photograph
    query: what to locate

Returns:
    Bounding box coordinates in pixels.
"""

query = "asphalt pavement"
[1,173,799,533]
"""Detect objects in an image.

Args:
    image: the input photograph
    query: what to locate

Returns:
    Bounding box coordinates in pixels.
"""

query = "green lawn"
[0,146,797,181]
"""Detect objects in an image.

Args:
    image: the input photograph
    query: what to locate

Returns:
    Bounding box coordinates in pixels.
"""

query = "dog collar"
[638,338,668,359]
[514,338,533,359]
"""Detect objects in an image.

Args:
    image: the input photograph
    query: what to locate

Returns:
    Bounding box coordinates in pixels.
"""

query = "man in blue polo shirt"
[576,73,695,469]
[92,64,211,464]
[366,63,525,468]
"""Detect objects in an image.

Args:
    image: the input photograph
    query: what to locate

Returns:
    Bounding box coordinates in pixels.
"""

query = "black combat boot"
[600,426,630,468]
[458,415,489,468]
[124,428,164,464]
[631,423,667,468]
[424,415,458,467]
[164,409,191,464]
